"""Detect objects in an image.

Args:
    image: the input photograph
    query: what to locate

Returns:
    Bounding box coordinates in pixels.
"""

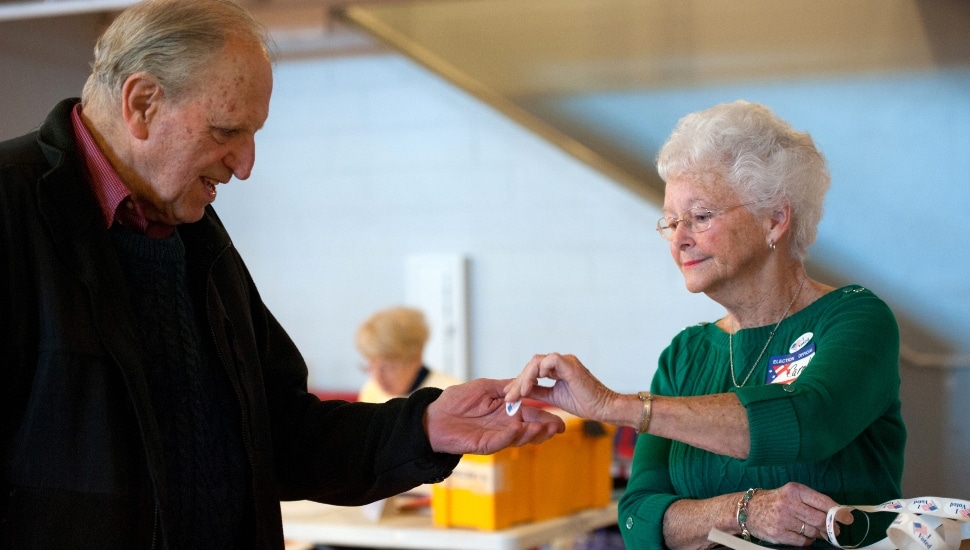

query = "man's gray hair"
[81,0,271,107]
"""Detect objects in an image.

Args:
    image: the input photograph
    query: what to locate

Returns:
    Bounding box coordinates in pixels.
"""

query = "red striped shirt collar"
[70,103,175,239]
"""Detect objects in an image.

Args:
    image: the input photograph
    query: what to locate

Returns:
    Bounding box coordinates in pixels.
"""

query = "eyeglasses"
[358,358,404,374]
[656,201,759,241]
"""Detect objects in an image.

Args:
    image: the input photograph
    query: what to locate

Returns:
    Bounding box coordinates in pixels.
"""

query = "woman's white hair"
[81,0,271,108]
[656,100,830,260]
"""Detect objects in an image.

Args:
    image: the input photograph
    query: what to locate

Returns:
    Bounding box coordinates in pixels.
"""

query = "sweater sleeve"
[617,345,682,549]
[735,287,902,465]
[273,370,461,503]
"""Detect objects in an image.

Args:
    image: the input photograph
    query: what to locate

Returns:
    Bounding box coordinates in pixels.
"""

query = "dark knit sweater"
[110,225,250,549]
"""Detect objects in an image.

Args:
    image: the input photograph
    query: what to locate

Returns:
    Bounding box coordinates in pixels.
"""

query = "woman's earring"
[768,239,775,250]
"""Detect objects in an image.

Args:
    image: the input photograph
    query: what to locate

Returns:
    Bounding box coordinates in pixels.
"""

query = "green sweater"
[618,285,906,548]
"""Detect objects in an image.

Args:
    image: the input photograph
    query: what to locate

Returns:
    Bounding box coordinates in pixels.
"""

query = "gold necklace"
[729,278,806,388]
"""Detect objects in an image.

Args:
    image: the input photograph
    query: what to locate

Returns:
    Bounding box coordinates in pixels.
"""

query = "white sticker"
[790,332,814,353]
[505,400,522,416]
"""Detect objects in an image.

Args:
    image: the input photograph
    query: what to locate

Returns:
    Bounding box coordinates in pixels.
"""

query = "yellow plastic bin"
[432,410,615,530]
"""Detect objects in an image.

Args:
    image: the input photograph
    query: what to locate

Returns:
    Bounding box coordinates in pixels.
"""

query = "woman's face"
[364,355,422,396]
[662,174,769,296]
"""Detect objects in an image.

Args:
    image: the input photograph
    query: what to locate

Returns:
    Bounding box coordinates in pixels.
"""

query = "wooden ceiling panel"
[340,0,967,97]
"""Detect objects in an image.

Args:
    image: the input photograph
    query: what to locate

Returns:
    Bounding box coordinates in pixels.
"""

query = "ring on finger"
[798,523,805,536]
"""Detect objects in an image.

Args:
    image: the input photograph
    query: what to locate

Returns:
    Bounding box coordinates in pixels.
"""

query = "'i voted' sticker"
[506,400,522,416]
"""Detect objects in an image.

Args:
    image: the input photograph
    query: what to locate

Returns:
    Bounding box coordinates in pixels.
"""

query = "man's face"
[129,37,273,225]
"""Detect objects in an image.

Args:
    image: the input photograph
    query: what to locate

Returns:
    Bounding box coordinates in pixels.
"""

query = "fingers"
[504,352,579,401]
[797,482,839,512]
[792,520,822,542]
[493,406,566,449]
[505,353,570,401]
[519,405,566,432]
[513,407,566,446]
[834,508,854,525]
[793,511,849,544]
[533,353,565,379]
[503,354,547,402]
[750,483,845,546]
[787,484,852,543]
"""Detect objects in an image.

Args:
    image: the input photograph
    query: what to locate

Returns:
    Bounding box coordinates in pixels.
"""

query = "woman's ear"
[121,73,162,140]
[766,201,792,246]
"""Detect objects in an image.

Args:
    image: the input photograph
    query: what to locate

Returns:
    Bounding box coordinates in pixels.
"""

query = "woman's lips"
[682,258,704,268]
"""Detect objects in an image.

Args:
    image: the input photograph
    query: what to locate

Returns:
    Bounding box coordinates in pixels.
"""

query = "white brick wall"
[215,53,724,392]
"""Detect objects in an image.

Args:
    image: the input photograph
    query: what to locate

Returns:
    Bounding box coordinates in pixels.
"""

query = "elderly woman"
[505,101,905,549]
[356,306,461,403]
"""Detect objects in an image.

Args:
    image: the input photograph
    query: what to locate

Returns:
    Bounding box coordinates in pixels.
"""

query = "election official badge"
[766,332,816,385]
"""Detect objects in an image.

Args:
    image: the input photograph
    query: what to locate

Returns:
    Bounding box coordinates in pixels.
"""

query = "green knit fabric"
[619,285,906,548]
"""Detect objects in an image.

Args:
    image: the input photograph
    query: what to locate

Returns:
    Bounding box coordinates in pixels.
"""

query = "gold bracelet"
[636,391,653,434]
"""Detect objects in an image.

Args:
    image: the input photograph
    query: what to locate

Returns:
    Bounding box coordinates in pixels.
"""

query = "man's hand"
[424,378,566,455]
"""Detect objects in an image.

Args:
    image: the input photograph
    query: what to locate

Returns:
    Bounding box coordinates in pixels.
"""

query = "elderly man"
[0,1,564,548]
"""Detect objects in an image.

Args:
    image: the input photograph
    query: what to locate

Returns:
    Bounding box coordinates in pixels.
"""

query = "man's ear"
[121,73,162,140]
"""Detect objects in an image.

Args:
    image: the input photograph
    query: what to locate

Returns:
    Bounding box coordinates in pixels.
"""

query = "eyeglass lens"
[657,207,715,239]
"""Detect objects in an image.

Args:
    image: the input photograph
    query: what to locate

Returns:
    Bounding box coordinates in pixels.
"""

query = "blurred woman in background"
[357,306,461,403]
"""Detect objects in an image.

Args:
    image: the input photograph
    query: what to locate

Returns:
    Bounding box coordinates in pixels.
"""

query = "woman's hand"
[505,353,752,456]
[502,353,623,424]
[746,482,853,546]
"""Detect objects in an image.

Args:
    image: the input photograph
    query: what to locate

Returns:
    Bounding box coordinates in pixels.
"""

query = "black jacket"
[0,99,459,549]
